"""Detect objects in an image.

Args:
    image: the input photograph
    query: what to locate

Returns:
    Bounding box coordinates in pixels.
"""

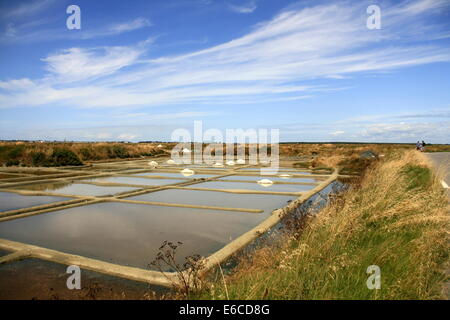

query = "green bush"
[0,145,25,160]
[49,149,83,166]
[31,152,47,166]
[79,147,94,160]
[5,159,20,166]
[8,146,25,159]
[110,145,129,159]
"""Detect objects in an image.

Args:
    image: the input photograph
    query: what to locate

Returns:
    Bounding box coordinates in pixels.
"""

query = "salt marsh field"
[0,157,337,292]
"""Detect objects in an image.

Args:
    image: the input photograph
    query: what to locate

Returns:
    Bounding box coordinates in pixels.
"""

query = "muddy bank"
[0,258,168,300]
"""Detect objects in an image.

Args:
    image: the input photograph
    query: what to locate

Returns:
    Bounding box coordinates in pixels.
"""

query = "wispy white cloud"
[4,23,17,37]
[341,108,450,124]
[228,1,257,14]
[0,0,449,110]
[76,17,152,40]
[110,17,152,33]
[117,133,139,141]
[278,107,450,142]
[2,123,190,142]
[1,16,152,43]
[359,121,450,142]
[42,46,145,82]
[1,0,56,18]
[0,78,35,91]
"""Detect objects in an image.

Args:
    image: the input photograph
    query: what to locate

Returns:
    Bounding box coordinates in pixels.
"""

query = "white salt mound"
[181,168,195,177]
[148,161,158,167]
[257,179,273,187]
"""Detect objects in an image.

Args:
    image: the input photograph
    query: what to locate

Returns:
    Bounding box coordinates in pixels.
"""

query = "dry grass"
[0,141,171,166]
[196,150,449,300]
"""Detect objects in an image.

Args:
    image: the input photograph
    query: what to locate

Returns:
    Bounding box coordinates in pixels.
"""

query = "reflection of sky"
[194,181,314,193]
[0,202,273,269]
[128,189,295,213]
[17,183,137,196]
[0,192,69,212]
[219,175,320,184]
[135,172,218,179]
[237,168,313,175]
[87,176,186,186]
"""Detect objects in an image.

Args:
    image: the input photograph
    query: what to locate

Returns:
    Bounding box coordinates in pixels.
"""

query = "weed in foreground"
[149,241,206,299]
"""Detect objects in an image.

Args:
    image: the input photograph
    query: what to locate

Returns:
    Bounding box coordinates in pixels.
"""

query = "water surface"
[135,172,219,179]
[85,176,186,186]
[236,168,313,175]
[219,175,320,184]
[0,202,270,269]
[192,181,314,193]
[14,182,137,197]
[127,189,295,213]
[0,192,70,212]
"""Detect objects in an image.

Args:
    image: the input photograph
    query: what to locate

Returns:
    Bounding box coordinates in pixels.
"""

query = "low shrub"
[31,152,47,166]
[49,149,83,166]
[109,145,130,159]
[5,159,20,166]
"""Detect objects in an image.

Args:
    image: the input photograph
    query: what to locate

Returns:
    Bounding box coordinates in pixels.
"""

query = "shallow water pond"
[84,176,186,186]
[191,181,314,193]
[236,168,313,175]
[134,172,219,179]
[126,189,295,213]
[0,202,271,269]
[218,175,320,184]
[14,182,138,197]
[0,192,70,212]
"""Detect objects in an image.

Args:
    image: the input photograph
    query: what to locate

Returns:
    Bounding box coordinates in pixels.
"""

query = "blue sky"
[0,0,450,143]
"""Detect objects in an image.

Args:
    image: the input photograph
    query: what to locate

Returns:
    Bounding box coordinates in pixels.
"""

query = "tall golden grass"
[197,150,449,299]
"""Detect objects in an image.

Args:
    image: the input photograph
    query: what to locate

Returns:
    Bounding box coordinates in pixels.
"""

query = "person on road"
[416,141,422,151]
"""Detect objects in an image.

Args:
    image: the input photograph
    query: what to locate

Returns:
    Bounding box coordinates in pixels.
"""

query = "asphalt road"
[425,152,450,297]
[425,152,450,201]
